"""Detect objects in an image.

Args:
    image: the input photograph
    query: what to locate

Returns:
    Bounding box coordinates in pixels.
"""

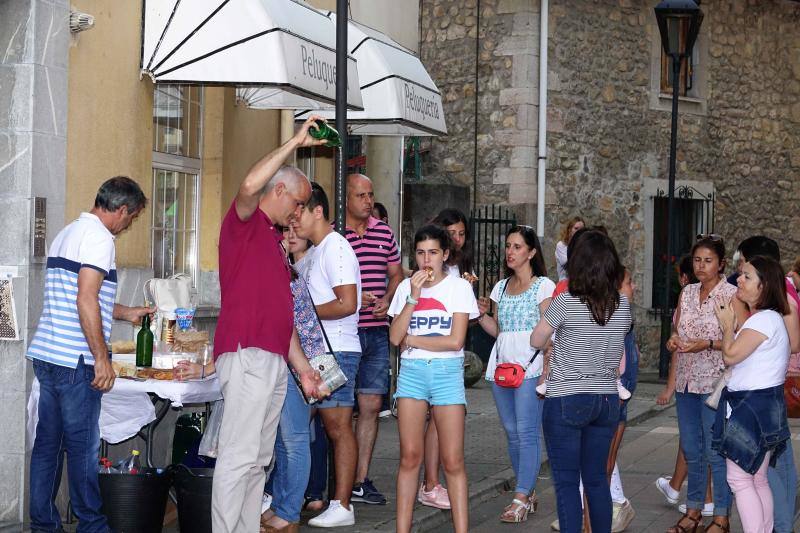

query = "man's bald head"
[346,173,375,222]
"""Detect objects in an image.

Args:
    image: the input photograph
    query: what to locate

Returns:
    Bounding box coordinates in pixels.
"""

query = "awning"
[141,0,363,110]
[245,13,447,136]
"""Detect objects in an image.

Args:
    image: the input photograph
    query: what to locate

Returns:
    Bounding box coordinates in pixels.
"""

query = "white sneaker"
[308,500,355,528]
[655,476,680,504]
[678,502,714,517]
[261,492,272,514]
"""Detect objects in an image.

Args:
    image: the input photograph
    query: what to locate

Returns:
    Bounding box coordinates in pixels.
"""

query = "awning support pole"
[334,0,348,235]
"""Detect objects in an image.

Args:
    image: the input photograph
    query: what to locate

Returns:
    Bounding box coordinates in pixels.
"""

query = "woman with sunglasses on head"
[664,236,748,533]
[713,256,792,533]
[388,224,479,533]
[475,225,554,523]
[530,230,631,533]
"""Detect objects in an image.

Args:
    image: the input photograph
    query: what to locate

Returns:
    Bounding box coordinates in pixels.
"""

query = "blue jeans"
[492,380,543,495]
[675,391,731,514]
[265,378,311,523]
[30,357,107,533]
[768,438,797,533]
[305,414,328,501]
[356,327,390,395]
[543,394,619,533]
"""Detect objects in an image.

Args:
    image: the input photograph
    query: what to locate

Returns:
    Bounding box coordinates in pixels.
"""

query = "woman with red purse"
[476,225,554,523]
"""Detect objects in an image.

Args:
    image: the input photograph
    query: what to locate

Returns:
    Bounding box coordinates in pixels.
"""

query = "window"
[659,18,693,97]
[346,135,366,174]
[151,85,202,282]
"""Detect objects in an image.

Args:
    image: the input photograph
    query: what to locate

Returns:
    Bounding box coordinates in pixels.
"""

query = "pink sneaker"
[417,483,451,509]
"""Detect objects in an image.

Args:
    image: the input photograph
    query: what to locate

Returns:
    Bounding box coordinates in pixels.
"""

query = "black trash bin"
[99,467,173,533]
[174,465,213,533]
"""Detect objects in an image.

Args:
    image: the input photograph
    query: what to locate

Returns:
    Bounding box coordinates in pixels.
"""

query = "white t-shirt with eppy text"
[388,274,479,360]
[300,231,362,353]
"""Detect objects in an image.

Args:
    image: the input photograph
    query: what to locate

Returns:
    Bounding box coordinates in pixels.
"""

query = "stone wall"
[419,0,800,370]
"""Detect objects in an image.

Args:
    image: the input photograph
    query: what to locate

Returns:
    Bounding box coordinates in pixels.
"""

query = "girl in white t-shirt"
[388,224,479,533]
[715,256,792,533]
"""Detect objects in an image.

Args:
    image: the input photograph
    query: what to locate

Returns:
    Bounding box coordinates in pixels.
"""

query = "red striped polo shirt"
[344,217,401,328]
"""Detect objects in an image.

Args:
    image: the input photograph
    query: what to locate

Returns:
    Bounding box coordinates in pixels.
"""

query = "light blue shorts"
[394,357,466,406]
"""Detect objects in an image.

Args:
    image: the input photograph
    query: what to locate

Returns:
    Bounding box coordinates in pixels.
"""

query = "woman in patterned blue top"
[476,225,555,523]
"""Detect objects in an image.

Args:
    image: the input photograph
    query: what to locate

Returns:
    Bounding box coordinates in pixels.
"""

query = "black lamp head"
[654,0,704,57]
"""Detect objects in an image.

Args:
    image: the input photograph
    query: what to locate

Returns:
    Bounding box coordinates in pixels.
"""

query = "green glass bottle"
[308,119,342,148]
[136,314,153,367]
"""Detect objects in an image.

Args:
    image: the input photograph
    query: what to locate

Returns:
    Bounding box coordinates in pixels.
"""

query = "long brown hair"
[567,230,625,325]
[559,216,585,244]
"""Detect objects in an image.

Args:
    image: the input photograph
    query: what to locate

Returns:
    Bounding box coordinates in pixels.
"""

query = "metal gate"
[470,204,517,298]
[652,185,715,376]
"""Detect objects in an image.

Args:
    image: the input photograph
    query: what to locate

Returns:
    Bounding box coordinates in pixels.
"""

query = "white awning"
[141,0,363,110]
[244,13,447,136]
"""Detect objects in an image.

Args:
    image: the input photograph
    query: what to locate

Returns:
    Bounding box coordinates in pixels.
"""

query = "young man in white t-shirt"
[294,182,362,527]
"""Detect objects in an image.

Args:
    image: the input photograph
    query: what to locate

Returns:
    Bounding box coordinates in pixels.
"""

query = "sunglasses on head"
[696,233,723,242]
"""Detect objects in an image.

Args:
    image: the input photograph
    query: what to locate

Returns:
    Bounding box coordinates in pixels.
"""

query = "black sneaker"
[351,478,387,505]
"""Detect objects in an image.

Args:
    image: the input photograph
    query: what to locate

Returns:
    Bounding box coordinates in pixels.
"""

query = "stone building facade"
[418,0,800,369]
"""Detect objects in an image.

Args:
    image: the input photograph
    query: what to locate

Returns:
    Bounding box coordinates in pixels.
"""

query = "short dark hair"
[306,182,329,220]
[567,230,625,326]
[678,254,698,283]
[413,224,452,256]
[691,236,727,273]
[748,255,790,315]
[504,225,547,278]
[738,236,780,263]
[373,202,388,221]
[94,176,146,213]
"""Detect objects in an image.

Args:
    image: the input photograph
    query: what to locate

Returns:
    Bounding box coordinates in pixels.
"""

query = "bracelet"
[406,295,419,306]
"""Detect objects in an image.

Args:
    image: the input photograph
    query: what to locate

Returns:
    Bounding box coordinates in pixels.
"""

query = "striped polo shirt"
[344,217,400,328]
[27,213,117,368]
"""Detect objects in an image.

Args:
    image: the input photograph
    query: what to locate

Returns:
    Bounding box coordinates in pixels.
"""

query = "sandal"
[500,498,530,523]
[666,512,703,533]
[705,520,729,533]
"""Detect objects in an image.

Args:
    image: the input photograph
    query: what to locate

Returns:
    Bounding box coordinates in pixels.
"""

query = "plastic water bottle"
[120,450,141,474]
[99,458,118,474]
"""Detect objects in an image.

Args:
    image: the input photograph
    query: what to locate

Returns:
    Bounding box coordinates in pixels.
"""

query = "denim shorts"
[356,327,390,395]
[394,357,466,406]
[317,351,360,409]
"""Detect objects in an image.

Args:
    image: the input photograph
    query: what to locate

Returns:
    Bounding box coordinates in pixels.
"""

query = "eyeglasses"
[696,233,723,242]
[514,224,535,233]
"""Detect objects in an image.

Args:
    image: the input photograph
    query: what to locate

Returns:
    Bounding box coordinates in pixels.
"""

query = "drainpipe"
[536,0,548,239]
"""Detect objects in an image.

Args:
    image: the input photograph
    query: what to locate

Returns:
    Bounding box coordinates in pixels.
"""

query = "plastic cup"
[175,307,195,331]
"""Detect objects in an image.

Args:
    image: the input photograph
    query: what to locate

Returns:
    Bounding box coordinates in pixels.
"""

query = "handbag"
[292,287,348,405]
[494,350,542,388]
[705,368,731,410]
[784,374,800,418]
[491,278,541,388]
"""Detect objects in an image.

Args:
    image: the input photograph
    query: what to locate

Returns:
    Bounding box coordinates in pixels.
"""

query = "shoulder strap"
[522,349,542,370]
[305,284,335,355]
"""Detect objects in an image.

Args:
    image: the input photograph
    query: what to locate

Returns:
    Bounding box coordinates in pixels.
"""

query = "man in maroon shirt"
[211,116,326,533]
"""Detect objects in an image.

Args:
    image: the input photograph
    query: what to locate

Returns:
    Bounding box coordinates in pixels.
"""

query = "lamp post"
[654,0,703,377]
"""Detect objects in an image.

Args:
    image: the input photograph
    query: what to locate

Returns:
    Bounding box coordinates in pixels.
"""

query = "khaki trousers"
[211,346,287,533]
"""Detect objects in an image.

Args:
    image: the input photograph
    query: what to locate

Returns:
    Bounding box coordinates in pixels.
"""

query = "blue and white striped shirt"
[27,213,117,368]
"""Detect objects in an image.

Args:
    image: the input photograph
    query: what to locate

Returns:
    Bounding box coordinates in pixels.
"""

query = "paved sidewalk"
[296,378,672,532]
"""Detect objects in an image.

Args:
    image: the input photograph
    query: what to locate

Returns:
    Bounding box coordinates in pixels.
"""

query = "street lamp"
[654,0,703,377]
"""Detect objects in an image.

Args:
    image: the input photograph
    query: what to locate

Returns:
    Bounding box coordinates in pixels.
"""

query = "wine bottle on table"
[136,313,153,367]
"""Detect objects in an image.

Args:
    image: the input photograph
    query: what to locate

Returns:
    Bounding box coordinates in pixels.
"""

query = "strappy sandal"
[666,512,703,533]
[704,519,729,533]
[500,498,530,523]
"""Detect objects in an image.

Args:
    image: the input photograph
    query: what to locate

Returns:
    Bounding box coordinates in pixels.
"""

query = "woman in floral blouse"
[665,236,748,533]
